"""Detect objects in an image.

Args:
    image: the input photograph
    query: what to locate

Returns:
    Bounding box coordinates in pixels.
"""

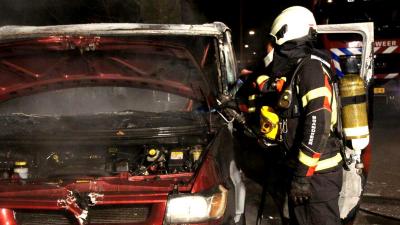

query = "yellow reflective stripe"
[299,150,319,167]
[315,153,342,171]
[248,94,256,100]
[301,87,332,107]
[256,75,269,85]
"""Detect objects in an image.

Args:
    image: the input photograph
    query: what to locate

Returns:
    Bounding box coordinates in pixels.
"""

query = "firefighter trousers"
[288,169,343,225]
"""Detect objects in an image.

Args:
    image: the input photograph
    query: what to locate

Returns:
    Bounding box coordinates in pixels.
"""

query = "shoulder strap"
[288,56,312,90]
[309,54,351,170]
[278,56,311,117]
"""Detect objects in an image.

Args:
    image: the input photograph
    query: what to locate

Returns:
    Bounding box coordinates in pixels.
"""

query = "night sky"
[0,0,397,66]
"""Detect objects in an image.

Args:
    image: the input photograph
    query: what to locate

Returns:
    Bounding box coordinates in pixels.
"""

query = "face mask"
[263,48,274,68]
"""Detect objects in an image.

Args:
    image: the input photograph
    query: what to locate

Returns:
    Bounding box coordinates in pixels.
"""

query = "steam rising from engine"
[0,87,190,115]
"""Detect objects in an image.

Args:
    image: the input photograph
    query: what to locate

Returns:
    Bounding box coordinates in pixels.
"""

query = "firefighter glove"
[290,176,312,205]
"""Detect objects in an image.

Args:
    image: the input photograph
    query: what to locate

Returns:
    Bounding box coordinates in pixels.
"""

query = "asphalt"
[354,102,400,225]
[243,97,400,225]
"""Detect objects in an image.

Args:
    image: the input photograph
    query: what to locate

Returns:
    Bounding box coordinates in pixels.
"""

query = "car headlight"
[165,185,228,224]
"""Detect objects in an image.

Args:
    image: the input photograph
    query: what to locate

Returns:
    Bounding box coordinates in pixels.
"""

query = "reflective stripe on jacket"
[293,55,341,177]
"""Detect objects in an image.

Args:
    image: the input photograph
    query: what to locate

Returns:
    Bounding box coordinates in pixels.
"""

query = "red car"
[0,23,246,225]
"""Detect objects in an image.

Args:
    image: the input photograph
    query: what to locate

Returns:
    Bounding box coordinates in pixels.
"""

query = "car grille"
[15,210,77,225]
[15,205,151,225]
[90,205,151,224]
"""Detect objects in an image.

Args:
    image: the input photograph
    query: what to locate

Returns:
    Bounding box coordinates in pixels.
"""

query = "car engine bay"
[0,143,206,181]
[0,110,214,182]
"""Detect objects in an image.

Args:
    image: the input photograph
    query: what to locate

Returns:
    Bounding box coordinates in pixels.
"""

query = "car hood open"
[0,23,229,102]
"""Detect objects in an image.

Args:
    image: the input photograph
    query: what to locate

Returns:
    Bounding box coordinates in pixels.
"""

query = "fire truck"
[323,36,400,110]
[315,0,400,110]
[371,39,400,109]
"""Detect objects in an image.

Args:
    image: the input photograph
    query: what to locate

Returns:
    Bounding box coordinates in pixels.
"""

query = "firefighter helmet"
[270,6,317,45]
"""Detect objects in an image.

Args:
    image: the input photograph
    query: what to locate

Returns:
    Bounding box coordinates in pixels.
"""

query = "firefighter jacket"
[281,52,342,177]
[235,52,277,124]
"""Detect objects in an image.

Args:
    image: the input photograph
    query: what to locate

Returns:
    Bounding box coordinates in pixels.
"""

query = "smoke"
[0,87,190,115]
[0,0,141,26]
[0,0,218,117]
[0,0,208,26]
[0,1,215,183]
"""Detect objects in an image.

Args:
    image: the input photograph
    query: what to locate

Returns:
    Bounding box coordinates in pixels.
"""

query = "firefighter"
[235,35,282,120]
[259,6,343,225]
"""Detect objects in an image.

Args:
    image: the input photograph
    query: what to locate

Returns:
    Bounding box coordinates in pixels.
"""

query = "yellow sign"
[170,151,184,160]
[373,87,385,94]
[15,161,27,166]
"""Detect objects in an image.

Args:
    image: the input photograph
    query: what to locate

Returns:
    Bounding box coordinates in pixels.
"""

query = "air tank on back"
[339,74,369,151]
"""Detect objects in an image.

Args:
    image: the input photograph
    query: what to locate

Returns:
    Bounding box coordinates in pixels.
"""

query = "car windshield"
[0,35,220,115]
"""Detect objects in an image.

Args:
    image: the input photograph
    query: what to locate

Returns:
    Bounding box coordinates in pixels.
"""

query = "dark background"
[2,0,397,68]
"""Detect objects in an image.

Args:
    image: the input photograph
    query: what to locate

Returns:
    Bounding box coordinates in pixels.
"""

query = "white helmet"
[270,6,317,45]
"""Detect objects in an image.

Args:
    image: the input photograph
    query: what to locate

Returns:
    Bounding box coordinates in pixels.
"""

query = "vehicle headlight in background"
[165,185,228,224]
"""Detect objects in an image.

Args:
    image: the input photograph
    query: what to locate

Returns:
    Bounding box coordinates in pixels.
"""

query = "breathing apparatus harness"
[265,53,351,166]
